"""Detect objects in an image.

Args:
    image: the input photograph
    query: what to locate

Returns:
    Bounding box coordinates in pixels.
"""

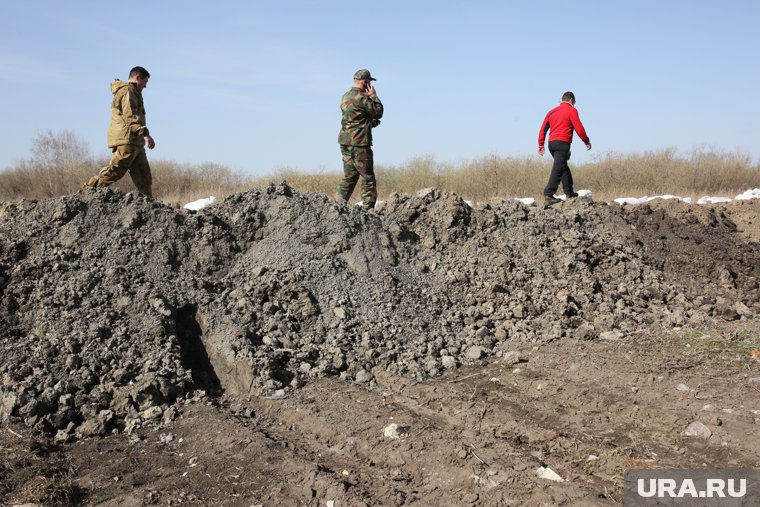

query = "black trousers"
[543,140,574,196]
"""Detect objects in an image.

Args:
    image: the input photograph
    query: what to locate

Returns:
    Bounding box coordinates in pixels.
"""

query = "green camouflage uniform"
[336,82,383,209]
[83,79,153,195]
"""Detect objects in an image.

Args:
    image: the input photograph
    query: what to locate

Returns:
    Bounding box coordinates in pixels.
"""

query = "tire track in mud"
[248,372,615,505]
[242,328,760,506]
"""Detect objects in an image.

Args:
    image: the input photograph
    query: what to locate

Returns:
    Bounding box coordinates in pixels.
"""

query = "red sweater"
[538,102,590,147]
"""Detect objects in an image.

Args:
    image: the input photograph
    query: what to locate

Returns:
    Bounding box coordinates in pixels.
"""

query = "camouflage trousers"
[336,145,376,209]
[83,144,152,195]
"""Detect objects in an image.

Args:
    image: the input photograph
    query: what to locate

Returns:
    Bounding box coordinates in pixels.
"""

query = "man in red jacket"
[537,91,591,206]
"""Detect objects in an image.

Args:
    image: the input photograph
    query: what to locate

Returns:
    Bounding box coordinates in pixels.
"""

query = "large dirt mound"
[1,184,757,442]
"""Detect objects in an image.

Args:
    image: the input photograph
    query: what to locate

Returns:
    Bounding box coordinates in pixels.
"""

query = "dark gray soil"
[1,185,758,506]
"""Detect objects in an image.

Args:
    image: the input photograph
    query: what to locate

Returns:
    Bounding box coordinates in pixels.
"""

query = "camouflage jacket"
[107,80,149,148]
[338,87,383,146]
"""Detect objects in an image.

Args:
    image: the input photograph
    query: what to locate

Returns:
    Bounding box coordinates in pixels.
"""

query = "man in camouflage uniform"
[83,66,156,195]
[335,69,384,209]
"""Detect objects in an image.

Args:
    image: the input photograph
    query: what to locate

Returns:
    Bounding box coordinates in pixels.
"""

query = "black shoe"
[566,192,580,199]
[544,195,562,207]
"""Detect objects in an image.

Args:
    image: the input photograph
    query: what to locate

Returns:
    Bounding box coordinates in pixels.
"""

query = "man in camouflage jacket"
[83,66,156,195]
[335,69,384,209]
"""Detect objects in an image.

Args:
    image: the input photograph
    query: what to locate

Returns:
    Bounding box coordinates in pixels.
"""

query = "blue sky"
[1,1,759,175]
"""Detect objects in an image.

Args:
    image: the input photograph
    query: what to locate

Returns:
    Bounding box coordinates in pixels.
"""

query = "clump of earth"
[0,183,757,444]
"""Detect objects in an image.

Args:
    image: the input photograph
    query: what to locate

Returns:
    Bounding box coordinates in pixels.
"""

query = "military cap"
[353,69,376,81]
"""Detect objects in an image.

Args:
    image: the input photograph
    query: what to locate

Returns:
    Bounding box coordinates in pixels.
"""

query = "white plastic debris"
[735,188,760,200]
[183,196,217,211]
[615,194,691,205]
[697,196,733,204]
[558,189,592,200]
[615,196,650,205]
[537,466,565,482]
[515,197,535,206]
[616,189,757,206]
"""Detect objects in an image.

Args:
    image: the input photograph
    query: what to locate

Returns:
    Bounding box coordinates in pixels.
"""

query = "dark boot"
[544,195,562,207]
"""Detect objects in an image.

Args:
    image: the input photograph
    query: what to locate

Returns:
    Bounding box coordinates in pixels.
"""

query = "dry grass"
[249,149,758,205]
[573,148,759,201]
[0,428,84,506]
[1,130,757,205]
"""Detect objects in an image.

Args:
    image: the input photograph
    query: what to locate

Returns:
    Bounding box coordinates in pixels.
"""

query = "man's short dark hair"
[562,91,576,102]
[129,66,150,79]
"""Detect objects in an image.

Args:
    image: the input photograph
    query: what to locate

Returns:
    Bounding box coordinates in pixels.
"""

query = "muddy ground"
[0,186,758,506]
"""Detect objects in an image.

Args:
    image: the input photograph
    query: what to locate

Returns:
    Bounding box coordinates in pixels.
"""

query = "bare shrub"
[29,130,91,172]
[0,130,97,199]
